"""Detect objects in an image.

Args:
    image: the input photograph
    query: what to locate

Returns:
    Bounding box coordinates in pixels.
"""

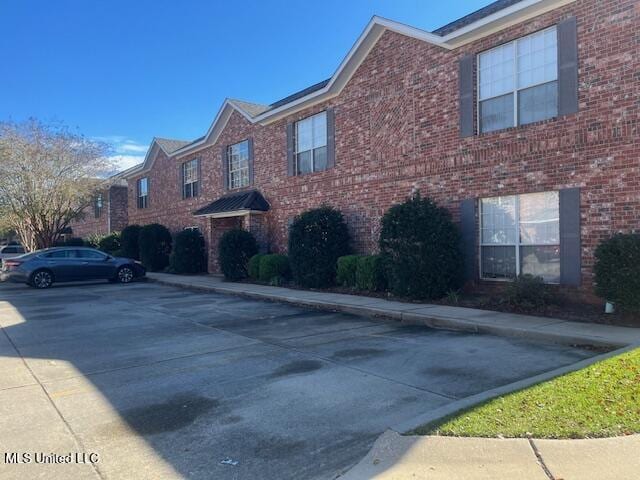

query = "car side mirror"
[105,256,113,261]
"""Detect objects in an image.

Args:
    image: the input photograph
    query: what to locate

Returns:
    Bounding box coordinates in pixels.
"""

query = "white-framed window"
[228,140,250,189]
[137,177,148,209]
[295,111,327,175]
[182,159,199,198]
[94,193,103,218]
[183,226,200,233]
[478,26,558,133]
[480,191,560,283]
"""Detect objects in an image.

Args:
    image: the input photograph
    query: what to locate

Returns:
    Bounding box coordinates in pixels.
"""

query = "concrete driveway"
[0,281,594,479]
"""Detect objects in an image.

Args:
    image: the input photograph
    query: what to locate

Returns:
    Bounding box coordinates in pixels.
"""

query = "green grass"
[415,348,640,439]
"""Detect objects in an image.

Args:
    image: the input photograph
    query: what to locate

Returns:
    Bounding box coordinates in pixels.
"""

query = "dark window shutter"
[221,146,228,190]
[459,198,478,282]
[247,138,255,185]
[326,108,335,169]
[146,177,149,208]
[559,187,581,286]
[196,158,201,197]
[458,54,475,138]
[180,162,185,199]
[286,122,295,176]
[557,16,578,116]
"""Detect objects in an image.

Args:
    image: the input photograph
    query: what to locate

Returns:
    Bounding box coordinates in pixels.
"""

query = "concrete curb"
[147,274,636,349]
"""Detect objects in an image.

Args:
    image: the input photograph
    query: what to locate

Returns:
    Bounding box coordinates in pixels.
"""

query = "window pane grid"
[295,111,327,174]
[228,141,249,189]
[137,178,148,208]
[480,192,560,283]
[478,26,557,133]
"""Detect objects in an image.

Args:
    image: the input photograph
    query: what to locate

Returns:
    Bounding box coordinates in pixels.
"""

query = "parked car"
[0,247,146,289]
[0,244,25,266]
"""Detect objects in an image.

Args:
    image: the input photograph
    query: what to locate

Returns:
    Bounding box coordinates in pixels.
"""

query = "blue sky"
[1,0,489,169]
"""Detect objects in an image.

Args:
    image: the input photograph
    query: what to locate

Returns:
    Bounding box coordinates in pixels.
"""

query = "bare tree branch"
[0,119,115,250]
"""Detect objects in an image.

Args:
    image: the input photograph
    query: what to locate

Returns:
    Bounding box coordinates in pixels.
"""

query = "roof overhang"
[192,189,270,218]
[194,209,267,219]
[167,0,576,160]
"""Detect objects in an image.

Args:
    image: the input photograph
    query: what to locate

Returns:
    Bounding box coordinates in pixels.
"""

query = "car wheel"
[117,266,134,284]
[31,270,53,289]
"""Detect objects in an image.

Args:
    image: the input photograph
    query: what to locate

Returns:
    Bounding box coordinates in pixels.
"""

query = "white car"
[0,245,26,266]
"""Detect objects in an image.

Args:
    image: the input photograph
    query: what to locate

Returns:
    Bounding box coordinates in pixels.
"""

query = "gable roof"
[171,0,573,158]
[155,137,190,154]
[192,189,270,217]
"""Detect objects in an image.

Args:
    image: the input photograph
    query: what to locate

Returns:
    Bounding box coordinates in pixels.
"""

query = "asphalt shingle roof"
[231,100,271,117]
[193,189,270,217]
[155,138,191,154]
[433,0,525,36]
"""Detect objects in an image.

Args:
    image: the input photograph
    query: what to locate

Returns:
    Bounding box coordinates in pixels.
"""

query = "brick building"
[121,0,639,298]
[70,182,129,239]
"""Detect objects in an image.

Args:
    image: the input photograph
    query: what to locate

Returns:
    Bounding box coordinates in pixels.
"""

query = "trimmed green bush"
[594,233,640,311]
[504,274,555,309]
[121,225,142,260]
[218,229,258,281]
[355,255,386,291]
[336,255,360,288]
[248,254,264,280]
[288,206,351,288]
[379,193,464,300]
[138,223,172,272]
[169,229,207,274]
[98,232,121,254]
[259,254,291,283]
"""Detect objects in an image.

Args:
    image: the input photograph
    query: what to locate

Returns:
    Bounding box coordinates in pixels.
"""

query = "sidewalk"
[339,430,640,480]
[146,273,640,348]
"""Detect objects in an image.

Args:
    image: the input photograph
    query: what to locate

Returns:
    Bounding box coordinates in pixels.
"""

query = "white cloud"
[93,135,149,156]
[109,154,144,170]
[119,142,148,153]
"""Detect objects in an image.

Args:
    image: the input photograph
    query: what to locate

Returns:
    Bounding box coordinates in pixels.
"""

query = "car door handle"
[81,261,89,265]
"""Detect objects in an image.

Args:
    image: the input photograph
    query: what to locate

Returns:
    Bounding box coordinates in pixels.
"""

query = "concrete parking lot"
[0,281,594,479]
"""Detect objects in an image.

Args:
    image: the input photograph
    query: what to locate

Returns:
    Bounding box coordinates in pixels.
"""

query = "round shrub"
[288,206,351,288]
[355,255,387,292]
[138,223,172,272]
[98,232,121,254]
[504,274,555,309]
[336,255,360,288]
[248,254,264,280]
[259,254,291,283]
[218,229,258,281]
[594,233,640,311]
[169,229,207,274]
[379,194,464,300]
[121,225,142,260]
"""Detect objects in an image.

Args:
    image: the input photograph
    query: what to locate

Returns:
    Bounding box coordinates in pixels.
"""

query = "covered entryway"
[193,189,269,273]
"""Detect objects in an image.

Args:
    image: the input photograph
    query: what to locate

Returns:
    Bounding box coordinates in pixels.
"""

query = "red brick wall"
[71,185,129,238]
[126,0,640,291]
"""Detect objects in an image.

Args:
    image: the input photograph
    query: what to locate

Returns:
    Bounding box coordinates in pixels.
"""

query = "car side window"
[44,250,71,259]
[77,250,107,260]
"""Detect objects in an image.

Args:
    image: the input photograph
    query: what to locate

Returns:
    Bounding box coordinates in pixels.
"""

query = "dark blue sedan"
[0,247,146,289]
